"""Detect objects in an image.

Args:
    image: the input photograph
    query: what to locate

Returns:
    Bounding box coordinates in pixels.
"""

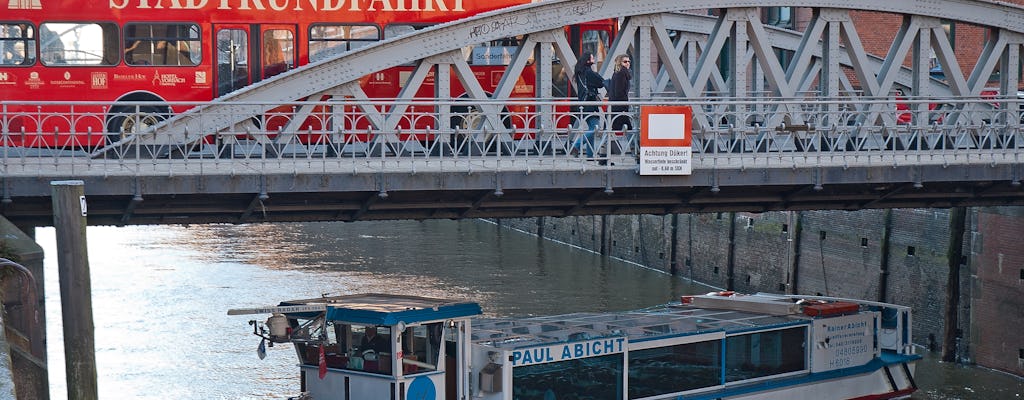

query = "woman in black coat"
[573,51,604,157]
[609,54,633,131]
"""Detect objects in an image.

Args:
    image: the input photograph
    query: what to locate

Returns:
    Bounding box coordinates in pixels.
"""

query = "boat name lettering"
[512,338,625,366]
[827,320,867,332]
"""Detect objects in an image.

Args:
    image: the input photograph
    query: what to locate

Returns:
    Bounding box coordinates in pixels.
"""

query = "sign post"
[639,106,693,176]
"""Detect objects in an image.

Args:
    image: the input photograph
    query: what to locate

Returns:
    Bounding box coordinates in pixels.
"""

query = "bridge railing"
[1,98,1021,175]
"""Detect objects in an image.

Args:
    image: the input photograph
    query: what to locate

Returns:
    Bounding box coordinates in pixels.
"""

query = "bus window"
[124,23,200,66]
[383,24,429,39]
[1,23,35,66]
[580,29,609,65]
[383,24,428,66]
[262,29,293,78]
[309,24,380,63]
[39,22,118,66]
[216,28,248,96]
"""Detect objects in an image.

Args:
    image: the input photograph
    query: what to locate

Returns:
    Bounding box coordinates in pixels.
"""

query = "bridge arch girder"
[128,0,1024,147]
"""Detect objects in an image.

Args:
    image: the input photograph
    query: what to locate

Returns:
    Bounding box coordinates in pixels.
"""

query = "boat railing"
[771,293,915,356]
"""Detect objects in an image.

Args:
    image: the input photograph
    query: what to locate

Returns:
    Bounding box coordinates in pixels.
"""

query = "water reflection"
[913,351,1024,399]
[35,220,1022,399]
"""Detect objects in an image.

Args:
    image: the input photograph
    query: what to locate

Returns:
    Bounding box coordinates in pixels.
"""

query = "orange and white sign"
[639,105,692,175]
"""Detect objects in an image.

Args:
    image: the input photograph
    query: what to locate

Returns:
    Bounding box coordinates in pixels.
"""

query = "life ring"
[706,291,735,297]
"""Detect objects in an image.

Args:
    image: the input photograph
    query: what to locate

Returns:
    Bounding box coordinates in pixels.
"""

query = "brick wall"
[970,207,1024,376]
[849,12,992,82]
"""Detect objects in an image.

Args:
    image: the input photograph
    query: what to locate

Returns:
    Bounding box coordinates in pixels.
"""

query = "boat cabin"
[229,293,482,400]
[468,293,918,400]
[231,292,919,400]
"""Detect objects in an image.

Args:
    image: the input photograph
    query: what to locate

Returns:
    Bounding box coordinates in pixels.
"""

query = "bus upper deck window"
[40,22,118,66]
[581,29,609,64]
[381,24,426,66]
[1,23,36,66]
[309,24,380,63]
[262,30,293,79]
[124,23,200,67]
[383,24,429,39]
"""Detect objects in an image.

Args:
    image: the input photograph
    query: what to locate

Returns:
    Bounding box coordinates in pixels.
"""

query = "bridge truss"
[2,0,1024,225]
[122,0,1024,145]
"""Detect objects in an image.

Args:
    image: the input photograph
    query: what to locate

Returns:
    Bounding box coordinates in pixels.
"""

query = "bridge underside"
[3,163,1021,227]
[4,0,1024,227]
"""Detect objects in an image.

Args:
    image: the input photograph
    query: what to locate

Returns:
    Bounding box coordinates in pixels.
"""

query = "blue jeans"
[574,115,600,157]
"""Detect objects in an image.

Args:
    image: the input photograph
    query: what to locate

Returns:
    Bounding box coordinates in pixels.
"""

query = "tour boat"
[228,292,919,400]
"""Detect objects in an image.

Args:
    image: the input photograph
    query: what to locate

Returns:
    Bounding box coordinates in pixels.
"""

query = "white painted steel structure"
[104,0,1024,149]
[2,0,1024,226]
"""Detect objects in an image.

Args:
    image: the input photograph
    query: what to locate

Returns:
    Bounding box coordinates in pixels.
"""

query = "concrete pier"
[1,312,16,399]
[0,216,48,400]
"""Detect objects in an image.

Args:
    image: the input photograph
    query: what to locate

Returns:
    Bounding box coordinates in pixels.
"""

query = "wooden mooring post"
[50,181,98,400]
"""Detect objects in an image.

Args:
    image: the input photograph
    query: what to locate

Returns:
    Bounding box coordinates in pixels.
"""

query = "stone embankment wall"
[0,217,47,400]
[497,207,1023,377]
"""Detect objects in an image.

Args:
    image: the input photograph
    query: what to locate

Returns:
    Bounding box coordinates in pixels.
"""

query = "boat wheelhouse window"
[1,23,36,66]
[512,353,623,400]
[351,324,393,375]
[295,321,343,368]
[399,322,444,374]
[295,323,396,375]
[628,340,721,398]
[308,24,380,63]
[124,23,200,66]
[40,22,119,66]
[724,326,807,383]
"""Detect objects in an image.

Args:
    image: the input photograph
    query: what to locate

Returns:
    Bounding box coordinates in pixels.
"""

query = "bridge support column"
[942,207,967,363]
[726,213,737,291]
[879,210,893,302]
[600,216,610,256]
[789,212,804,295]
[50,181,98,400]
[669,214,680,275]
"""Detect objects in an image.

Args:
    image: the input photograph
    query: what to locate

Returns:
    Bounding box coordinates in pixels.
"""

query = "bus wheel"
[105,105,168,145]
[450,104,512,155]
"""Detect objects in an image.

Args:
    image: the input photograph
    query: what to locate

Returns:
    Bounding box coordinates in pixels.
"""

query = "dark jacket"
[574,66,604,113]
[609,68,633,130]
[609,68,632,104]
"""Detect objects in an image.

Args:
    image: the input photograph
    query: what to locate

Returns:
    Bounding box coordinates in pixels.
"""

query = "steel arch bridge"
[3,0,1024,226]
[124,0,1024,146]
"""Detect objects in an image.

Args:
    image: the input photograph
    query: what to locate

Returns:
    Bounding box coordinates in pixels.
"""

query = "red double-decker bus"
[0,0,616,147]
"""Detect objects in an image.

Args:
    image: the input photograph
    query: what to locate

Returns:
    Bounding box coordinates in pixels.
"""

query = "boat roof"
[472,294,821,350]
[278,293,482,326]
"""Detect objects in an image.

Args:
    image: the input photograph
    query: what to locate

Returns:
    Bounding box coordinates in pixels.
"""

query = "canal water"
[34,220,1022,399]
